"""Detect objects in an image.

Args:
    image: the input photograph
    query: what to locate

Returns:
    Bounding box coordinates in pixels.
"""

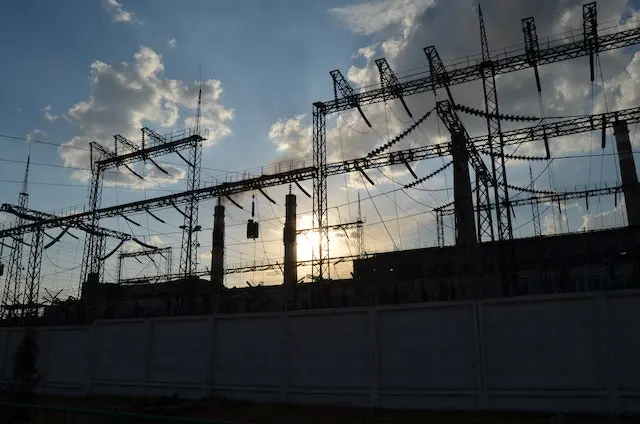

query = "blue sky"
[1,0,639,295]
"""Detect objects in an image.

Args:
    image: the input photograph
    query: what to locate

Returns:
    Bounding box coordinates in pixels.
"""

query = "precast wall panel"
[376,303,479,410]
[377,303,478,391]
[1,290,640,413]
[90,320,147,395]
[212,315,282,389]
[607,292,640,412]
[147,318,210,387]
[40,327,90,395]
[287,310,369,391]
[482,296,603,391]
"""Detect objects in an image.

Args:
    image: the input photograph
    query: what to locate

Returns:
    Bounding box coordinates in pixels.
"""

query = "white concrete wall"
[1,290,639,414]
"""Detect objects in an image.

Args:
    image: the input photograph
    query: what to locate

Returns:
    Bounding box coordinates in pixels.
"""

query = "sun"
[297,215,318,261]
[296,214,350,262]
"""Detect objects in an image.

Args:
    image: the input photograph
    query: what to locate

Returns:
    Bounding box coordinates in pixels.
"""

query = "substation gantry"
[1,2,639,301]
[313,1,639,280]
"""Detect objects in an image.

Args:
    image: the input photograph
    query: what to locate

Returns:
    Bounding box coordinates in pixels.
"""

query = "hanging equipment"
[247,193,259,239]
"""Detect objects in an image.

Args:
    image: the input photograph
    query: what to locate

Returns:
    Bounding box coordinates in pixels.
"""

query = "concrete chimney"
[283,192,297,288]
[451,132,477,245]
[211,200,225,286]
[613,120,640,226]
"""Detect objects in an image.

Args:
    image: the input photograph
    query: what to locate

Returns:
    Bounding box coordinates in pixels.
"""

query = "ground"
[1,395,637,423]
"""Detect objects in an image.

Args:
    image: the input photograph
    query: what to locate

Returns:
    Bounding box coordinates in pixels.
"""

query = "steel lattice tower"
[179,85,203,276]
[479,5,513,241]
[79,143,105,292]
[1,155,30,318]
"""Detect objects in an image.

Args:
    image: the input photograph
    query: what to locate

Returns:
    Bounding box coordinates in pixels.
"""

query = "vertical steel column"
[583,2,598,83]
[179,135,202,277]
[2,156,31,318]
[479,5,512,241]
[312,102,329,281]
[80,145,105,294]
[23,227,44,317]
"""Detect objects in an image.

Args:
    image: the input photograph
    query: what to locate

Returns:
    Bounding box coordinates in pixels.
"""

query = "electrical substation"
[0,1,639,324]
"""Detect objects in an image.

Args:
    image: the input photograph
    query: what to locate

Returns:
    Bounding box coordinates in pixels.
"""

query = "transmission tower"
[1,155,30,318]
[179,83,203,276]
[479,5,513,241]
[79,143,106,291]
[529,165,542,236]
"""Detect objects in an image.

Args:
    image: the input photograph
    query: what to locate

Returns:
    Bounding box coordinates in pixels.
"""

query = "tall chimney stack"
[283,190,297,288]
[211,198,225,286]
[451,132,477,245]
[613,120,640,226]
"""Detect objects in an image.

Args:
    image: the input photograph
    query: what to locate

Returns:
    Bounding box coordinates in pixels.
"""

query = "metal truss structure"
[0,203,156,316]
[434,184,625,246]
[117,247,172,284]
[436,100,494,242]
[479,5,512,241]
[1,2,638,291]
[0,104,637,240]
[0,156,30,319]
[80,126,204,292]
[310,1,639,279]
[118,254,367,286]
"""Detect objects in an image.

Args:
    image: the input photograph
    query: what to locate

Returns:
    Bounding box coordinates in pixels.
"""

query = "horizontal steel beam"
[438,184,624,216]
[98,134,202,169]
[317,24,640,113]
[0,106,637,239]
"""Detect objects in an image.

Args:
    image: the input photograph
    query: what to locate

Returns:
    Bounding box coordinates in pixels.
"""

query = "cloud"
[268,114,312,157]
[42,104,58,122]
[101,0,140,24]
[26,129,46,142]
[329,0,436,35]
[122,235,167,253]
[579,199,627,231]
[59,45,234,188]
[167,38,178,49]
[16,108,21,112]
[262,0,638,254]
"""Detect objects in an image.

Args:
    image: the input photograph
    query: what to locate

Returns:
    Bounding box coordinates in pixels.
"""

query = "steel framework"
[479,5,512,241]
[0,156,30,319]
[78,125,203,292]
[436,100,494,242]
[0,105,638,242]
[436,184,625,239]
[117,247,172,284]
[310,1,631,279]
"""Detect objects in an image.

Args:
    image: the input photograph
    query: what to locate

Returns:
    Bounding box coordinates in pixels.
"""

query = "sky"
[1,0,640,298]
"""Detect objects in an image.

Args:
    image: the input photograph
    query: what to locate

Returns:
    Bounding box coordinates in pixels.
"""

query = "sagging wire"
[359,172,398,250]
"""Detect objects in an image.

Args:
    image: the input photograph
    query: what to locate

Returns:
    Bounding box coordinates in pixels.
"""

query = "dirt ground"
[3,394,638,423]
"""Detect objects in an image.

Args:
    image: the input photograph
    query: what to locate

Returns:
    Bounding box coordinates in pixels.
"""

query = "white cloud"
[122,235,167,253]
[268,114,312,157]
[579,199,627,231]
[329,0,436,35]
[101,0,140,24]
[59,45,234,188]
[26,129,46,141]
[261,0,638,253]
[167,38,178,49]
[42,104,58,121]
